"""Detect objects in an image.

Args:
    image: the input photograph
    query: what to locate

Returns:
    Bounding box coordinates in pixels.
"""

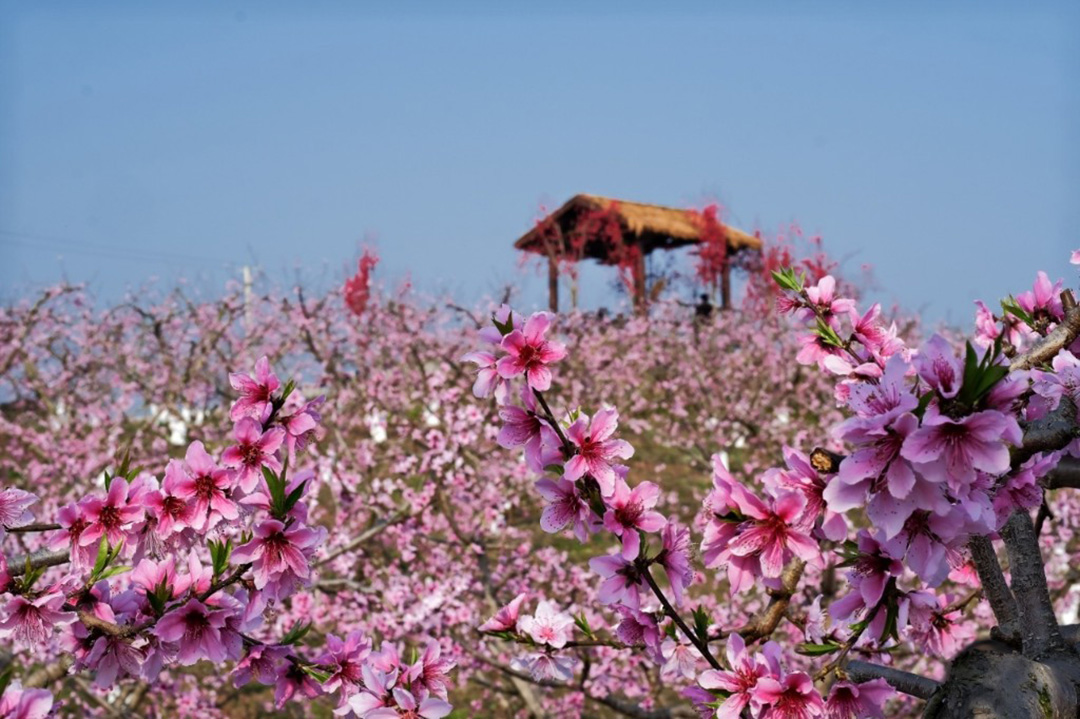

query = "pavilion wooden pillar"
[720,257,732,310]
[632,250,647,315]
[548,254,559,313]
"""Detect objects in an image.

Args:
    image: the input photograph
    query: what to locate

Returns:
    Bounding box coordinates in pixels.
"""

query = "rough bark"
[923,640,1080,719]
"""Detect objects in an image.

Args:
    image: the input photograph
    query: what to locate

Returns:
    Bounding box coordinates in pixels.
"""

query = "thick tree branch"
[966,536,1019,639]
[8,548,69,576]
[999,510,1064,658]
[845,660,940,700]
[1045,455,1080,490]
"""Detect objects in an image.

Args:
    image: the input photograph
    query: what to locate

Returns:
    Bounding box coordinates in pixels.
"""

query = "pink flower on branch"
[518,600,574,649]
[232,518,325,598]
[222,418,286,494]
[563,409,634,496]
[229,355,280,423]
[78,478,145,549]
[0,591,76,646]
[153,599,234,666]
[495,311,567,392]
[602,478,666,560]
[0,487,37,529]
[171,441,239,532]
[479,593,527,633]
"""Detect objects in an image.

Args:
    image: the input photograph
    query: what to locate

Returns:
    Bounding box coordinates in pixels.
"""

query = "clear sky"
[1,1,1076,324]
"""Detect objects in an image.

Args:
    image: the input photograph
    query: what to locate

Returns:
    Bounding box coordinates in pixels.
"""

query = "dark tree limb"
[999,510,1065,658]
[846,660,940,699]
[966,535,1019,640]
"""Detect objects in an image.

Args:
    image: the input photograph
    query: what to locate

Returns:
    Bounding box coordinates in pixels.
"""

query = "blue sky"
[1,1,1076,324]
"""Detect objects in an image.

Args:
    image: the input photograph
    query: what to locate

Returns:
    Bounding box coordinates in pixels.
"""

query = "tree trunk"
[924,640,1080,718]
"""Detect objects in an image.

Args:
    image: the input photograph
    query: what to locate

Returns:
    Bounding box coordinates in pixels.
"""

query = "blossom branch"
[737,559,805,642]
[640,565,721,670]
[845,660,940,700]
[1009,297,1080,371]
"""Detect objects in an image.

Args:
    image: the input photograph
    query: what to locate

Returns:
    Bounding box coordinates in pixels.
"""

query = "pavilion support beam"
[633,250,647,315]
[548,254,559,313]
[720,257,732,310]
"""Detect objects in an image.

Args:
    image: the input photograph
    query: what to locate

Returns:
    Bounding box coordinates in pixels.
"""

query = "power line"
[0,229,230,266]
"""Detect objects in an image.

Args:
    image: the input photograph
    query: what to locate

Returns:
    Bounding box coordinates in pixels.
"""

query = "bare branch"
[967,535,1019,639]
[8,548,69,577]
[1009,301,1080,372]
[845,660,940,700]
[999,510,1065,658]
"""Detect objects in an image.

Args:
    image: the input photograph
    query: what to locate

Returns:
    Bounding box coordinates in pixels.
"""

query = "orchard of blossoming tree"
[2,241,1079,719]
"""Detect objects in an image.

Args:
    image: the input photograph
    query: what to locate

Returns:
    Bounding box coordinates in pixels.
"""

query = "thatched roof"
[514,194,762,264]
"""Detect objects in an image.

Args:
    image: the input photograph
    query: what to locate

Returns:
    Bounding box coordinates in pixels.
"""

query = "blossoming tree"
[467,256,1080,719]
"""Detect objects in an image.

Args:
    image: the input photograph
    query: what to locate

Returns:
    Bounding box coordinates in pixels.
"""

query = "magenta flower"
[1030,350,1080,420]
[408,639,456,701]
[274,660,323,709]
[510,652,576,684]
[478,592,527,633]
[754,671,824,719]
[280,398,321,454]
[495,311,567,392]
[317,631,372,694]
[338,665,399,717]
[660,638,698,680]
[231,518,325,598]
[518,600,574,649]
[767,447,845,541]
[993,452,1059,527]
[657,522,693,606]
[797,275,856,328]
[824,678,893,719]
[145,460,197,538]
[0,487,37,529]
[698,634,781,719]
[78,478,145,548]
[0,682,54,719]
[564,409,634,495]
[901,406,1022,490]
[535,477,596,542]
[602,479,666,559]
[171,441,238,532]
[829,531,903,625]
[1016,271,1064,322]
[588,552,643,609]
[461,350,509,403]
[154,599,233,665]
[0,591,76,646]
[222,418,285,494]
[614,605,661,654]
[85,633,146,687]
[47,502,95,570]
[914,335,963,399]
[233,644,291,688]
[229,355,280,423]
[726,490,819,579]
[389,688,453,719]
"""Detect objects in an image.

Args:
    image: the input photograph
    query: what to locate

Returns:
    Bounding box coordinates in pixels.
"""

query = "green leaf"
[544,464,565,476]
[284,480,308,514]
[692,606,711,646]
[795,641,842,656]
[98,565,132,580]
[573,612,594,639]
[300,665,331,683]
[281,620,312,646]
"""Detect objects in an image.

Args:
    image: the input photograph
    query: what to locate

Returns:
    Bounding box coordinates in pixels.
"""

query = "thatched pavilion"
[514,194,762,313]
